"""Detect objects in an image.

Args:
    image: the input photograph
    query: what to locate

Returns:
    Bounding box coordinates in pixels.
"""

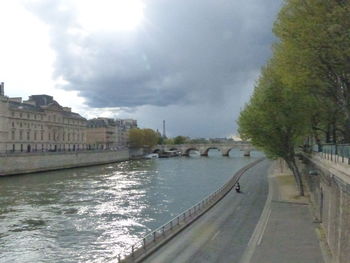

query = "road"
[142,159,271,263]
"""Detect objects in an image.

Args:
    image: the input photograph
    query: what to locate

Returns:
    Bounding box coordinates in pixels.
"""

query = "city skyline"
[0,0,282,138]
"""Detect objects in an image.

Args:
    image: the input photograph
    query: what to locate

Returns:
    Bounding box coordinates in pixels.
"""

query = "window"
[20,122,22,128]
[12,122,14,128]
[53,115,56,122]
[20,113,22,118]
[11,111,15,117]
[19,130,23,140]
[34,131,37,141]
[41,131,43,141]
[27,131,30,140]
[27,113,30,119]
[49,133,51,140]
[11,131,15,140]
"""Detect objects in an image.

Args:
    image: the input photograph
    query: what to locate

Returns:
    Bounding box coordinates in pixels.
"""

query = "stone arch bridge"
[152,142,255,157]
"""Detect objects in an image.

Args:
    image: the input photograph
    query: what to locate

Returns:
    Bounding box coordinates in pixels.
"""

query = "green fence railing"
[313,144,350,164]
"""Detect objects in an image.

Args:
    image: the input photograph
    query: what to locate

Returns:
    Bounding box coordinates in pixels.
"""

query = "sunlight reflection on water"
[0,151,263,262]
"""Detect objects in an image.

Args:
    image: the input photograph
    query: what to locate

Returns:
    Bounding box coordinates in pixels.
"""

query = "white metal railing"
[118,157,265,262]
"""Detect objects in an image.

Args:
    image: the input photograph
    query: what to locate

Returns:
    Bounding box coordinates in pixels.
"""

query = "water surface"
[0,150,263,263]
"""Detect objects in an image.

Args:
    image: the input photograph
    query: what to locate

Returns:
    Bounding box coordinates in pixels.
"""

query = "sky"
[0,0,282,138]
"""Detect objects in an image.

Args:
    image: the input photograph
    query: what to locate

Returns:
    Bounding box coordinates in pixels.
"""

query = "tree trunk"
[285,158,305,196]
[343,118,350,143]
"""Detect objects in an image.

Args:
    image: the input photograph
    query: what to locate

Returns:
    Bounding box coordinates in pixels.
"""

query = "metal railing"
[312,144,350,164]
[117,157,265,262]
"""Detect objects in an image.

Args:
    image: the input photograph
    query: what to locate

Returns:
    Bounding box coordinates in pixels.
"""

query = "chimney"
[0,82,4,96]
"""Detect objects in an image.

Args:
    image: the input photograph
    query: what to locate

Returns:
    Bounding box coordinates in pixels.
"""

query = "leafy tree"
[189,138,209,144]
[128,129,144,148]
[163,138,175,145]
[128,128,160,148]
[173,136,188,145]
[238,63,312,196]
[273,0,350,142]
[142,129,159,147]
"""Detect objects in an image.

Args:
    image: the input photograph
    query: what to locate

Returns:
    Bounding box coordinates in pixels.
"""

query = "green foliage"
[237,0,350,194]
[189,138,209,144]
[238,62,311,160]
[273,0,350,142]
[128,128,160,148]
[163,138,175,145]
[173,136,188,145]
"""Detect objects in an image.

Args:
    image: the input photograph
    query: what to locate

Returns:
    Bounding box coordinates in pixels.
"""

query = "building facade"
[0,84,87,153]
[115,119,137,147]
[86,118,117,150]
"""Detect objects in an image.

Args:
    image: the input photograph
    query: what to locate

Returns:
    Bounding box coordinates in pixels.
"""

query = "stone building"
[115,119,137,147]
[86,118,117,150]
[0,83,87,153]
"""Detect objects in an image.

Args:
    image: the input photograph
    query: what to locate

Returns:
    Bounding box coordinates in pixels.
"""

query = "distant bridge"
[152,142,255,157]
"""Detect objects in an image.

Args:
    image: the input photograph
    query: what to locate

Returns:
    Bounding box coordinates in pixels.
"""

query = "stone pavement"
[240,160,327,263]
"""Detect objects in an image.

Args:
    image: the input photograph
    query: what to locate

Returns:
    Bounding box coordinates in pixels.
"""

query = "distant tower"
[0,82,4,96]
[162,120,167,138]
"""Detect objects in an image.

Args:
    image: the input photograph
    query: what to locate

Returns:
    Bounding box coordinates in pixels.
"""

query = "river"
[0,150,263,263]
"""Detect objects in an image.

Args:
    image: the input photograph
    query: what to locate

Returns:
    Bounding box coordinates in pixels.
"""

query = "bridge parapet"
[152,142,255,157]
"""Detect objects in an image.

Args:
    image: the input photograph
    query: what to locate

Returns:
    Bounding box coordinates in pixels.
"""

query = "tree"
[142,129,159,148]
[128,128,160,148]
[173,136,188,145]
[238,63,312,196]
[128,129,144,148]
[273,0,350,142]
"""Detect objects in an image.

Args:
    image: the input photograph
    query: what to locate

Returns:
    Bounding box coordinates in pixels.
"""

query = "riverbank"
[0,149,129,176]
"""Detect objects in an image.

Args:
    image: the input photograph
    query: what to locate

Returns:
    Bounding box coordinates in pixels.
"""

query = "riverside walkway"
[141,160,325,263]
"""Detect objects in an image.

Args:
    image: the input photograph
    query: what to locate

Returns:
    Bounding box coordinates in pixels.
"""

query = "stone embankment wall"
[0,150,129,176]
[298,153,350,263]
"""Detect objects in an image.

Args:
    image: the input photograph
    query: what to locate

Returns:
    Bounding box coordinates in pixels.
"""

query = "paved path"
[142,160,271,263]
[241,160,325,263]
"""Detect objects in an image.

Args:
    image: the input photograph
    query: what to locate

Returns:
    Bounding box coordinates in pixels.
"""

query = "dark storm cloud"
[26,0,282,108]
[25,0,282,137]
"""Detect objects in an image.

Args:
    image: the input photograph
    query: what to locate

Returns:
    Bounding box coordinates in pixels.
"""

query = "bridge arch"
[153,148,161,153]
[201,147,221,156]
[223,148,251,157]
[184,148,200,156]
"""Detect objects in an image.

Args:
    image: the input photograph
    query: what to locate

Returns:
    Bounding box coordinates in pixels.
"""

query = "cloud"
[24,0,282,137]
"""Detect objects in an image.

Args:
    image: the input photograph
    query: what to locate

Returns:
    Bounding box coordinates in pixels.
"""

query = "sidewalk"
[240,160,326,263]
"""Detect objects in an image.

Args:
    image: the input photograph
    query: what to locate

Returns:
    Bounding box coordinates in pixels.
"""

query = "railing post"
[118,254,121,262]
[177,216,180,225]
[170,221,173,230]
[143,238,146,249]
[153,232,156,242]
[132,245,134,257]
[162,226,165,236]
